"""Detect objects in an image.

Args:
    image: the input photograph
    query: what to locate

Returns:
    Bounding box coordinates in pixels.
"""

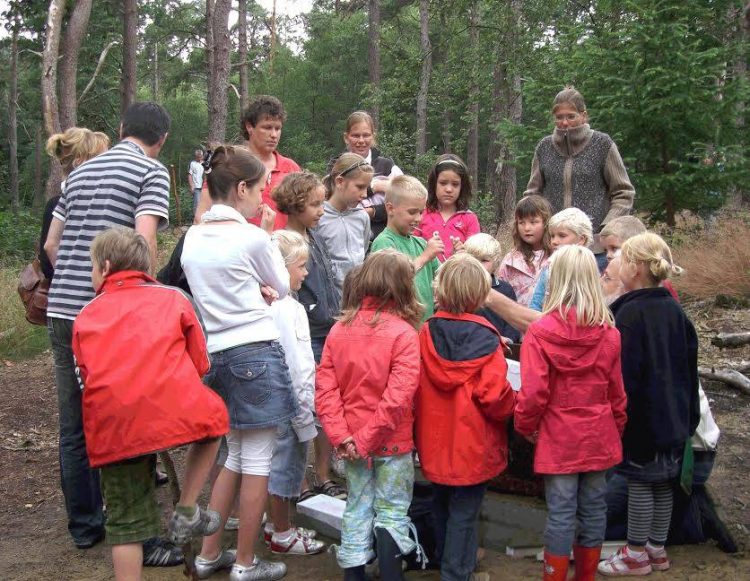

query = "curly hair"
[272,171,323,215]
[240,95,286,140]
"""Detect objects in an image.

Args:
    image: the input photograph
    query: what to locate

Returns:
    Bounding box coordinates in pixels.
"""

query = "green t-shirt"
[371,227,439,321]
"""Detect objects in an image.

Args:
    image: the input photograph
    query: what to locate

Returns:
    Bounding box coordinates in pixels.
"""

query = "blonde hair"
[552,85,586,114]
[600,215,647,242]
[435,253,491,315]
[345,111,376,136]
[620,232,683,283]
[544,245,614,326]
[463,233,503,273]
[385,175,428,206]
[323,152,374,198]
[46,127,110,176]
[339,249,423,329]
[548,208,593,247]
[272,230,309,265]
[90,227,150,275]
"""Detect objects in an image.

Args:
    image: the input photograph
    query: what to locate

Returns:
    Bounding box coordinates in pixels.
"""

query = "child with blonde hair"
[528,207,593,311]
[499,195,553,306]
[515,245,627,581]
[371,175,443,321]
[416,253,515,580]
[315,153,374,292]
[598,215,646,261]
[599,233,699,577]
[463,233,521,342]
[316,250,424,581]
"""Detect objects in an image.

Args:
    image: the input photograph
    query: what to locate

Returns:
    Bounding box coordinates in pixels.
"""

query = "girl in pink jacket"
[315,249,424,581]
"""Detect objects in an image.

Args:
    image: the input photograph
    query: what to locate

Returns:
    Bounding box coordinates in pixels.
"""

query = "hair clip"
[202,149,214,174]
[436,159,466,170]
[340,159,369,177]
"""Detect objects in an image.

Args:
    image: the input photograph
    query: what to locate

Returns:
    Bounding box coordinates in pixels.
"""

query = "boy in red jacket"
[72,227,229,580]
[415,253,515,581]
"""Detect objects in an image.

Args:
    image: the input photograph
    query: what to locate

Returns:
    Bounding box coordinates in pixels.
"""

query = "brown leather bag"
[17,260,50,326]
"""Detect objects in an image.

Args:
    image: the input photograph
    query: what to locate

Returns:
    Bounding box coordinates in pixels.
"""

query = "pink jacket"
[498,249,549,307]
[417,210,480,261]
[315,298,420,457]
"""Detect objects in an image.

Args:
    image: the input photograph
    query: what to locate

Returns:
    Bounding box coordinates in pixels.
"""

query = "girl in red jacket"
[315,249,424,581]
[515,245,627,581]
[415,253,515,581]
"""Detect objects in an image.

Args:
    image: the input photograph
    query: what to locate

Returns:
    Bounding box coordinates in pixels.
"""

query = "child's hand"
[425,232,445,260]
[450,236,464,253]
[500,336,513,355]
[337,437,360,461]
[260,285,279,305]
[259,204,276,234]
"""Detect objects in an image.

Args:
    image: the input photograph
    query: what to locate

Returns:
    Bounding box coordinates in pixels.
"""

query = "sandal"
[317,479,347,500]
[297,488,317,503]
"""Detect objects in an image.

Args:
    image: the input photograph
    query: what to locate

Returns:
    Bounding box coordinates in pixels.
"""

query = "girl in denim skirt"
[316,250,425,581]
[183,145,294,581]
[515,245,627,581]
[599,233,699,577]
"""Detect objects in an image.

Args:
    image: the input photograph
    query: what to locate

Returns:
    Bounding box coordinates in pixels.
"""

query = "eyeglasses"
[554,113,582,124]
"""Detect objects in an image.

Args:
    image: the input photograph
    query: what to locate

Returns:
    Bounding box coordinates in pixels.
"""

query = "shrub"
[0,268,49,360]
[0,209,42,268]
[673,215,750,300]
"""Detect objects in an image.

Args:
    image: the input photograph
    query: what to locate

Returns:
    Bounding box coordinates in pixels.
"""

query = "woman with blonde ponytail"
[599,232,699,577]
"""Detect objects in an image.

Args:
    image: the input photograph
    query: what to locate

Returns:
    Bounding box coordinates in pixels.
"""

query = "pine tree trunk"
[466,1,480,187]
[415,0,431,157]
[9,16,19,212]
[238,0,249,111]
[121,0,137,115]
[208,0,231,143]
[42,0,66,200]
[58,0,92,130]
[368,0,381,125]
[206,0,215,140]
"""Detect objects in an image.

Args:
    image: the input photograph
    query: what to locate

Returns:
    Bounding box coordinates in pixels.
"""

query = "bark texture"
[416,0,431,157]
[207,0,231,142]
[368,0,381,125]
[238,0,249,111]
[58,0,93,130]
[121,0,138,115]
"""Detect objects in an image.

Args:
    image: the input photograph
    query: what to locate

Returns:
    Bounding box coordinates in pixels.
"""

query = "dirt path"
[1,320,748,580]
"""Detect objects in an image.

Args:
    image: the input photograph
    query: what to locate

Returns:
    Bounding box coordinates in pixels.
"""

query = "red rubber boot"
[543,551,570,581]
[573,545,602,581]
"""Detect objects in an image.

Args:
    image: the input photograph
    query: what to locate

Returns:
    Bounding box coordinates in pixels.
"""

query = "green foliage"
[0,209,41,268]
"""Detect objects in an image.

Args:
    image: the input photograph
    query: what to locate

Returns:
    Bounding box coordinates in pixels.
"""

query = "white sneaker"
[598,545,652,576]
[195,549,236,579]
[270,528,325,555]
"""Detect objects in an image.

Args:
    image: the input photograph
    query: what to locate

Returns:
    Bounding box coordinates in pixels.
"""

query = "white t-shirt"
[189,160,204,189]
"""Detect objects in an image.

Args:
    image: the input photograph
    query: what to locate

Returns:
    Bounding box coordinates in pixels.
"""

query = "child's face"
[435,170,462,210]
[297,185,326,229]
[288,255,309,292]
[344,122,374,158]
[618,257,645,292]
[335,174,370,208]
[517,214,545,248]
[600,234,624,261]
[601,256,624,304]
[550,227,584,251]
[237,176,265,219]
[387,194,426,237]
[91,258,109,292]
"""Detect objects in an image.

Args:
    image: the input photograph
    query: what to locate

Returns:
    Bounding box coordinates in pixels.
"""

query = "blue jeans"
[268,421,309,498]
[310,336,326,365]
[544,471,607,556]
[192,188,202,211]
[432,482,486,581]
[48,317,105,545]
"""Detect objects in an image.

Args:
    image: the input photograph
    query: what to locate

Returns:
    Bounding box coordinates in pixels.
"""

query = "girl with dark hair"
[417,154,480,260]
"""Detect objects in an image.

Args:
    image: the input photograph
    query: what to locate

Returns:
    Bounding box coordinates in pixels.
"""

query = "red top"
[247,150,301,230]
[415,312,515,485]
[315,298,419,457]
[417,210,481,261]
[72,271,229,468]
[515,308,627,474]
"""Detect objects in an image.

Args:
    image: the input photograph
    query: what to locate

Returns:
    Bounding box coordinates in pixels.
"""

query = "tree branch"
[698,367,750,395]
[78,40,120,103]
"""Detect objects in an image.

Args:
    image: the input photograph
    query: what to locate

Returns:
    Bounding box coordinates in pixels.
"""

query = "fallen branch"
[711,332,750,349]
[159,451,199,581]
[698,366,750,395]
[77,40,119,103]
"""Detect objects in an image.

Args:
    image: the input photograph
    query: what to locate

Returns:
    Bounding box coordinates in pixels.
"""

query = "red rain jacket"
[72,271,229,468]
[415,312,515,485]
[515,308,627,474]
[315,298,419,457]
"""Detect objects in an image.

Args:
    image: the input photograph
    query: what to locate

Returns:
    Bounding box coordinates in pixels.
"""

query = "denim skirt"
[205,341,297,430]
[616,446,682,483]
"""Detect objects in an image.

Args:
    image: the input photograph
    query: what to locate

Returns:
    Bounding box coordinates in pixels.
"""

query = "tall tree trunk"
[9,15,20,212]
[121,0,137,115]
[206,0,215,139]
[368,0,381,125]
[151,41,159,100]
[269,0,277,73]
[415,0,431,157]
[238,0,249,111]
[58,0,92,130]
[208,0,231,142]
[466,1,480,187]
[42,0,66,199]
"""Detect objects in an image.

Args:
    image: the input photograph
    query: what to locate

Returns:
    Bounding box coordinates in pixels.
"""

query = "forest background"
[0,0,748,270]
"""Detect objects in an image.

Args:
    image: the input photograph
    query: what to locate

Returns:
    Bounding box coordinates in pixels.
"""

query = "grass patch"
[0,268,50,361]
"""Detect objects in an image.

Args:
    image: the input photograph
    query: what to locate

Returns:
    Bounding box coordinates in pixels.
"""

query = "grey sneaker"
[230,558,287,581]
[195,549,236,579]
[168,506,221,544]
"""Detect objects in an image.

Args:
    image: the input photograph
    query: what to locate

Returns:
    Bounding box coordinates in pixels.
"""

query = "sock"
[272,527,295,543]
[175,504,198,519]
[264,523,275,534]
[626,546,645,557]
[645,541,664,552]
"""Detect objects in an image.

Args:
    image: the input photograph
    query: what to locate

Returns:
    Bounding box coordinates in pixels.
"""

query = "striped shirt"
[47,140,170,320]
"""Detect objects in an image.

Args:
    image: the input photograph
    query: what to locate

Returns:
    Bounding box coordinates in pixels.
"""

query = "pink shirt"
[417,210,480,261]
[498,249,549,307]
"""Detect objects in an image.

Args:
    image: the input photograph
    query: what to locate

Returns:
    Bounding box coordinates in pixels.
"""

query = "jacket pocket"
[229,362,271,405]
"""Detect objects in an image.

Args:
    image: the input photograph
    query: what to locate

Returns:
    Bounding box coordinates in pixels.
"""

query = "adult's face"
[343,121,374,158]
[553,104,587,130]
[246,115,283,156]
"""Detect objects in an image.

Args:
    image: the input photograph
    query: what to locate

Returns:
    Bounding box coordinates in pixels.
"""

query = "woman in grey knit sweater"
[524,87,635,261]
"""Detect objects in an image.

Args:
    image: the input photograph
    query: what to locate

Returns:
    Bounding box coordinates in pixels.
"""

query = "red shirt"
[247,150,301,230]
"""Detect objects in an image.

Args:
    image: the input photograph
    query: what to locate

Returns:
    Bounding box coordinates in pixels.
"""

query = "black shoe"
[343,565,368,581]
[375,528,404,581]
[142,537,184,567]
[74,530,105,550]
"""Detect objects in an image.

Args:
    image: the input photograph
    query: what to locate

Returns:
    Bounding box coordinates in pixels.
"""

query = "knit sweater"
[525,124,635,252]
